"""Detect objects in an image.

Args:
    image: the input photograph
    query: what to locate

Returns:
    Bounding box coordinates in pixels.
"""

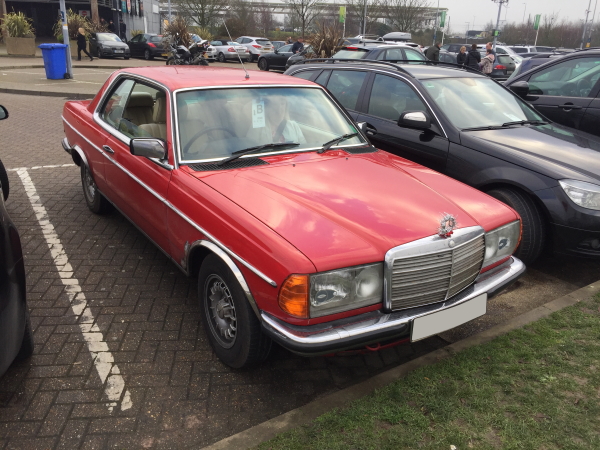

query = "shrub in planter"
[1,11,36,56]
[131,29,143,37]
[52,10,106,57]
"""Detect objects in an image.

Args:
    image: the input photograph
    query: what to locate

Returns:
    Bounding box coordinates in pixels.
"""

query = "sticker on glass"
[252,99,265,128]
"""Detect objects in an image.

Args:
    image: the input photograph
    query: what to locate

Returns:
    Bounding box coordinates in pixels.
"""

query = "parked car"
[441,43,470,53]
[0,105,33,377]
[511,45,556,54]
[271,40,286,50]
[284,45,315,69]
[437,51,513,79]
[127,33,167,60]
[505,49,600,137]
[332,44,427,62]
[210,40,250,62]
[285,60,600,263]
[89,32,131,59]
[258,43,295,71]
[61,67,524,367]
[234,36,273,61]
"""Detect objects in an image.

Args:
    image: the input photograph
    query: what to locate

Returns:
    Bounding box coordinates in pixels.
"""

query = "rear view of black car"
[0,105,33,377]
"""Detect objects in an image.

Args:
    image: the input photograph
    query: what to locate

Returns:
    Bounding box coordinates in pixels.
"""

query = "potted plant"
[53,9,100,57]
[1,11,36,56]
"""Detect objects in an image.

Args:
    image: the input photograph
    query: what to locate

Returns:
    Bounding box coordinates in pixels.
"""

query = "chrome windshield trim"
[61,116,277,287]
[262,256,524,348]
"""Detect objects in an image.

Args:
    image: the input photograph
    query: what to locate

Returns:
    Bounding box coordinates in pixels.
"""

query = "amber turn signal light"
[278,274,309,319]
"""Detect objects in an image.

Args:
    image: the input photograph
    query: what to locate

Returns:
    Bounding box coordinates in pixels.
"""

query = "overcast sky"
[437,0,597,32]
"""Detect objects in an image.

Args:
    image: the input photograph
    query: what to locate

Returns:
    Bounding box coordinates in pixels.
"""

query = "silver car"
[210,40,251,63]
[234,36,273,62]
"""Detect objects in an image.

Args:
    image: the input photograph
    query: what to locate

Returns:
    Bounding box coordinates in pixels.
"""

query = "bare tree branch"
[284,0,322,38]
[382,0,431,33]
[177,0,228,28]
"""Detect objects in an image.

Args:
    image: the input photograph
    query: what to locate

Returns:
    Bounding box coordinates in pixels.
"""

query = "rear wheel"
[258,58,269,71]
[0,158,9,201]
[144,49,153,60]
[81,164,111,214]
[97,48,102,59]
[218,52,226,63]
[487,187,546,264]
[15,311,34,361]
[198,254,271,368]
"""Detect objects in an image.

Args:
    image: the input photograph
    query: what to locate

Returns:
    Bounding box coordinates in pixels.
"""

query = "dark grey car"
[89,32,131,59]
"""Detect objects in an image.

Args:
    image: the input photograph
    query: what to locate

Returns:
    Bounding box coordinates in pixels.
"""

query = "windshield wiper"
[217,142,299,166]
[501,120,548,127]
[461,125,505,131]
[318,133,359,154]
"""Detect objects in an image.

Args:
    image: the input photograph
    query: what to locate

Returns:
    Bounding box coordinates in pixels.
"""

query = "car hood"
[101,42,129,49]
[460,123,600,184]
[189,151,516,272]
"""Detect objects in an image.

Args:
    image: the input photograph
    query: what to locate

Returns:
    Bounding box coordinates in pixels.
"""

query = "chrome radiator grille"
[389,234,485,311]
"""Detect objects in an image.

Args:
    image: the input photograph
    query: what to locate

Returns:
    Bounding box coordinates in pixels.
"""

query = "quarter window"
[367,74,427,121]
[100,79,135,129]
[325,70,367,111]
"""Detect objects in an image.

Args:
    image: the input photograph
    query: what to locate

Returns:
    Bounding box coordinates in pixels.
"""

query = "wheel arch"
[186,240,261,320]
[70,144,88,168]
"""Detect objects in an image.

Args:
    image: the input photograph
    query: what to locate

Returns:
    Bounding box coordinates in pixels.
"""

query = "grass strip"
[258,294,600,450]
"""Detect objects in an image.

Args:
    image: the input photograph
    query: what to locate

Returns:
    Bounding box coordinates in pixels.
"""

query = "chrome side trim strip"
[61,116,277,288]
[261,257,524,348]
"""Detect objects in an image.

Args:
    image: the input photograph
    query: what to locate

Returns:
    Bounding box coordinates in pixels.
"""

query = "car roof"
[116,66,315,91]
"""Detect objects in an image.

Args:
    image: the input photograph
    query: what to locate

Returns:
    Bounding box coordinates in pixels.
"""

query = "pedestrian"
[107,20,116,33]
[486,42,498,64]
[76,28,93,61]
[119,19,126,41]
[425,42,440,61]
[286,36,293,44]
[480,48,495,75]
[457,45,467,66]
[100,17,107,29]
[464,43,481,70]
[291,37,304,54]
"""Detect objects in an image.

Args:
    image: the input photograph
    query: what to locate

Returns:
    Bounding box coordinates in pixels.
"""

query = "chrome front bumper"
[261,257,525,355]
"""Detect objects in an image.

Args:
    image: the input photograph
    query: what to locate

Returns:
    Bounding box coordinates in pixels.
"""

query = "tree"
[345,0,381,35]
[177,0,228,29]
[382,0,431,33]
[284,0,322,38]
[256,6,275,37]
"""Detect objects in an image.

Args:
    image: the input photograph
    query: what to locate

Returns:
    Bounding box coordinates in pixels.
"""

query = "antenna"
[223,19,250,79]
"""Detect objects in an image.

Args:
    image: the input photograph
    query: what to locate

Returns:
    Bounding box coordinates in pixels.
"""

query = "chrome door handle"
[365,124,377,136]
[103,145,115,153]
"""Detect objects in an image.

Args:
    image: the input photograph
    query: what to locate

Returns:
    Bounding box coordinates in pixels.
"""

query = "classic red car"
[62,67,525,368]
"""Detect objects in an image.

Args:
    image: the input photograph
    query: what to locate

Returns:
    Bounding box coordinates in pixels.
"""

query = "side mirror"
[509,81,529,98]
[398,111,431,130]
[130,138,167,160]
[0,105,7,120]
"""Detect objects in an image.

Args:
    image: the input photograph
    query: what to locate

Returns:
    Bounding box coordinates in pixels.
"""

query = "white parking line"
[8,164,76,171]
[16,168,132,412]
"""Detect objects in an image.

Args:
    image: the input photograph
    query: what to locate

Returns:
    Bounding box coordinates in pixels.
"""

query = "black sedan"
[257,43,294,71]
[127,33,167,60]
[285,60,600,263]
[0,105,33,377]
[505,49,600,138]
[89,32,131,59]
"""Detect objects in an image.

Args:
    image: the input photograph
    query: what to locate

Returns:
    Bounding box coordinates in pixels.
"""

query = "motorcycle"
[166,42,208,66]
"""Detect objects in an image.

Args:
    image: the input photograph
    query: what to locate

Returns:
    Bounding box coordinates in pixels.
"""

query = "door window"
[314,70,330,86]
[367,74,427,121]
[378,48,403,60]
[278,44,293,53]
[130,34,141,43]
[100,79,135,129]
[325,70,367,110]
[529,57,600,97]
[292,70,317,80]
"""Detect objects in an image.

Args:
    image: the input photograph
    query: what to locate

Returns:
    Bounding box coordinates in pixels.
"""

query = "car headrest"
[127,92,154,108]
[154,92,167,123]
[179,101,204,121]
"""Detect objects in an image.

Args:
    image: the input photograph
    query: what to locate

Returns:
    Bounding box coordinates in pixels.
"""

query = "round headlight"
[355,266,382,299]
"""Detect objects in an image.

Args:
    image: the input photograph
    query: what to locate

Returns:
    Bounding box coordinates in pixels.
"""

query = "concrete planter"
[6,37,36,56]
[69,41,79,57]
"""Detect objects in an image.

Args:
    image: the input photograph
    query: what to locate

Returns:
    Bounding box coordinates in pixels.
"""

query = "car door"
[321,69,370,121]
[356,73,449,172]
[97,77,172,252]
[272,44,293,68]
[128,34,141,56]
[88,33,98,53]
[579,83,600,137]
[523,56,600,130]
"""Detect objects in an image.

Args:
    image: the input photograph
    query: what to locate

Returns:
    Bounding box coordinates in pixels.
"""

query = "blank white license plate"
[411,294,487,341]
[115,50,124,53]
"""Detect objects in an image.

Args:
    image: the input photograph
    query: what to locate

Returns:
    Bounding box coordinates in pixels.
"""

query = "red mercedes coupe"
[62,67,525,368]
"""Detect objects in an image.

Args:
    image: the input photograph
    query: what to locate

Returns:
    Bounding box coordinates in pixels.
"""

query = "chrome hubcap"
[205,275,237,348]
[84,167,96,201]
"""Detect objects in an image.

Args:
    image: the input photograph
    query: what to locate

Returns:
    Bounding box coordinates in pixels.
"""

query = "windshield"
[176,87,365,162]
[98,33,121,42]
[422,77,544,129]
[333,48,369,59]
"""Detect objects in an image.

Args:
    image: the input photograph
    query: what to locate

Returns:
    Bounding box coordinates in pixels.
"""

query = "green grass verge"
[258,295,600,450]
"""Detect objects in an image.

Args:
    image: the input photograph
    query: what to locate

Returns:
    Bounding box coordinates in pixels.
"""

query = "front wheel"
[258,58,269,71]
[198,254,271,368]
[81,164,112,214]
[0,158,9,201]
[487,187,546,264]
[97,48,102,59]
[15,311,33,361]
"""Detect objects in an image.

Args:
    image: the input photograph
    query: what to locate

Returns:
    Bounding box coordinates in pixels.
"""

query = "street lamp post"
[432,0,440,46]
[492,0,508,51]
[522,3,526,23]
[581,0,593,48]
[465,21,470,43]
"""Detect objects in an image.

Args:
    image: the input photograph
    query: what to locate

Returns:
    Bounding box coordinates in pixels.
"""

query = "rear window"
[150,36,162,43]
[333,48,369,59]
[256,40,272,46]
[511,47,527,53]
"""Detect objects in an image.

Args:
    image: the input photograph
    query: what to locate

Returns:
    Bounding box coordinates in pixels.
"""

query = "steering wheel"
[577,79,592,97]
[183,127,236,154]
[560,82,578,97]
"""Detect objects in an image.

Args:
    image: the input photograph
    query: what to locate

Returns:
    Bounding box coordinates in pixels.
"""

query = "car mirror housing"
[356,122,368,134]
[0,105,7,120]
[509,81,529,98]
[398,111,431,130]
[130,138,167,160]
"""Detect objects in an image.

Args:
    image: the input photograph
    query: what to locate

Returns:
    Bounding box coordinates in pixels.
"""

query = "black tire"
[144,49,153,60]
[124,57,130,60]
[97,48,102,59]
[81,164,112,214]
[198,254,271,368]
[0,158,9,201]
[487,187,546,264]
[218,52,226,63]
[15,311,34,361]
[258,58,269,71]
[166,57,176,65]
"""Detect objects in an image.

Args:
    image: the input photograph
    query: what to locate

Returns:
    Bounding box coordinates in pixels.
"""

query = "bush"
[52,9,106,42]
[189,26,213,42]
[1,11,35,38]
[308,21,343,58]
[131,29,143,37]
[163,16,192,47]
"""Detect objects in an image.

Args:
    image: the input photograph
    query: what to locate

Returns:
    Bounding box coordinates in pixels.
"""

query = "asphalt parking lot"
[0,90,599,449]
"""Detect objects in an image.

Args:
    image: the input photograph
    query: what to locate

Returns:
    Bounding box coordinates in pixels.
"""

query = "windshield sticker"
[252,99,265,128]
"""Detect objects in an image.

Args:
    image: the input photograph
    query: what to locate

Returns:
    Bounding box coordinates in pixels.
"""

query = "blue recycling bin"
[38,43,69,80]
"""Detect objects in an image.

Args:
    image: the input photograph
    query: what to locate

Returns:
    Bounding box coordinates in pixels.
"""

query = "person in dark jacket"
[76,27,93,61]
[291,37,304,54]
[457,46,467,65]
[107,20,116,33]
[425,42,440,61]
[465,43,481,70]
[119,19,126,41]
